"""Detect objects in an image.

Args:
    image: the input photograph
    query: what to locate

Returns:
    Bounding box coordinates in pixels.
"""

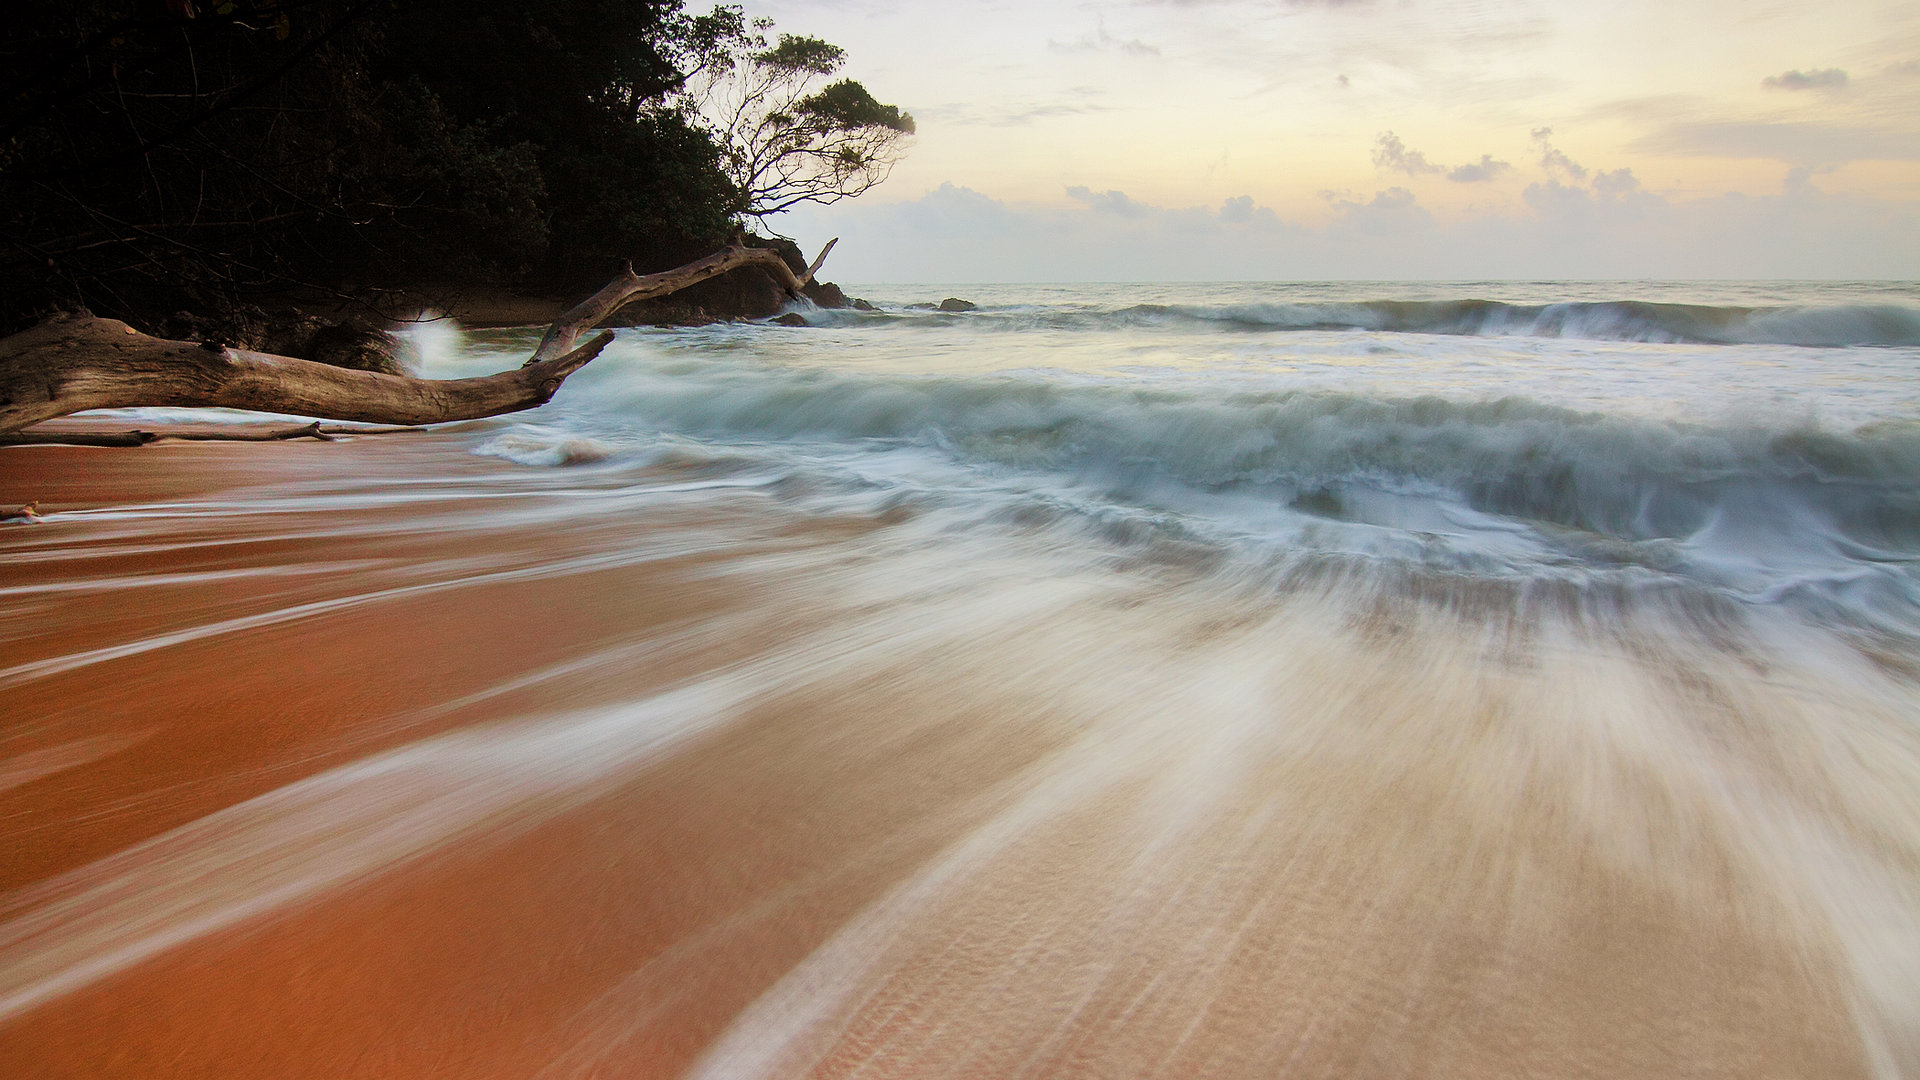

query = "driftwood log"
[0,237,836,437]
[0,422,429,447]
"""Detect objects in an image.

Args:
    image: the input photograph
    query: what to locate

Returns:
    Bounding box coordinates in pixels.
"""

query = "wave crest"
[936,299,1920,347]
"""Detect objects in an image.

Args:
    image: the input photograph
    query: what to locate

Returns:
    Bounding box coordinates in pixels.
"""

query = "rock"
[849,298,878,312]
[304,322,407,375]
[938,297,976,312]
[616,235,801,324]
[255,311,327,357]
[771,312,810,327]
[802,279,847,308]
[155,307,408,375]
[591,234,864,327]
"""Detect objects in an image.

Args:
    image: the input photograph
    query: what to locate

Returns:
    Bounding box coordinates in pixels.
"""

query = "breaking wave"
[552,348,1920,623]
[937,298,1920,347]
[474,428,616,467]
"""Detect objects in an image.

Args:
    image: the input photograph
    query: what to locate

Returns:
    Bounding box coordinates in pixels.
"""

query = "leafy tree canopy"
[682,17,915,217]
[800,80,915,135]
[759,35,845,76]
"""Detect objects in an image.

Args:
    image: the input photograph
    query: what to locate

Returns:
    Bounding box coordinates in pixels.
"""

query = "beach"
[4,283,1920,1076]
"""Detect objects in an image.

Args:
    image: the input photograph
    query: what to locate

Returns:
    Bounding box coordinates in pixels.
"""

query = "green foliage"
[800,80,916,135]
[372,81,551,281]
[757,35,845,76]
[685,15,914,216]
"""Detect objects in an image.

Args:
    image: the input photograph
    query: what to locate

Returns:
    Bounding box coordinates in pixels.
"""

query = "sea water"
[456,281,1920,633]
[9,280,1920,1077]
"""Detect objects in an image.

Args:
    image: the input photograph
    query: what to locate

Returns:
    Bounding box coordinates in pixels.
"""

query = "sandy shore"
[0,433,931,1077]
[0,432,1901,1078]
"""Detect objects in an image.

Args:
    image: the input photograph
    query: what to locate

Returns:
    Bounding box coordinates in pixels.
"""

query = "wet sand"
[0,433,1912,1078]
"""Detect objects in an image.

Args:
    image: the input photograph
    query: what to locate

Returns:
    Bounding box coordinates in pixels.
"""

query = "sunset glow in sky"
[752,0,1920,280]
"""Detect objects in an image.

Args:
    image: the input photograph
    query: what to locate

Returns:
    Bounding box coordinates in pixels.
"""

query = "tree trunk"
[0,238,833,436]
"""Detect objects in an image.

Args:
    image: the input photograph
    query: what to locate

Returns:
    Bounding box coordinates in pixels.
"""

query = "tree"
[681,12,913,217]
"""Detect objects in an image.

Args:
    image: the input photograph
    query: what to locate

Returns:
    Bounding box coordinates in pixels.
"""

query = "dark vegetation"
[0,0,908,336]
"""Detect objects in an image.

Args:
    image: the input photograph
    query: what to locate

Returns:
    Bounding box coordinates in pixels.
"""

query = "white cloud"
[1065,186,1153,216]
[1529,127,1589,181]
[776,171,1920,283]
[914,100,1116,127]
[1372,132,1443,177]
[1446,154,1512,183]
[1629,119,1920,164]
[1374,133,1509,183]
[1763,68,1850,91]
[1047,25,1161,56]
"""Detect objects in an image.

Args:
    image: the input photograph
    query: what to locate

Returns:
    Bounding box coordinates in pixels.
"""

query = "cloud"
[1530,127,1589,180]
[1329,186,1435,236]
[1375,133,1510,183]
[1372,132,1443,176]
[1589,81,1918,167]
[916,101,1117,127]
[1763,68,1849,91]
[1139,0,1373,6]
[776,178,1920,283]
[1066,186,1151,217]
[1446,155,1511,183]
[1590,168,1641,199]
[1784,163,1839,194]
[1048,26,1160,56]
[1630,120,1920,163]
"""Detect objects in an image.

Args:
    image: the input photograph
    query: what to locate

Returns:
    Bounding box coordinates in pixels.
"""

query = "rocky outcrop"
[805,280,850,309]
[938,297,976,312]
[609,236,864,325]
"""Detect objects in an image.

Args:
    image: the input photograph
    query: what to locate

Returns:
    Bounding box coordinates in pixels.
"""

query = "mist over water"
[7,281,1920,1077]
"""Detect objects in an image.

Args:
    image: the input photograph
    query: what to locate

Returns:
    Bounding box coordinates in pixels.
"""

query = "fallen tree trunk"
[0,238,833,436]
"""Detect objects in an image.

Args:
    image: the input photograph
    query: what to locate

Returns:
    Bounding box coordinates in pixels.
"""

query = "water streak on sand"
[0,457,1916,1076]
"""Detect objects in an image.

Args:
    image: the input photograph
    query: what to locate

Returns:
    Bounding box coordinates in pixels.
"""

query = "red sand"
[0,436,1040,1078]
[0,435,1881,1079]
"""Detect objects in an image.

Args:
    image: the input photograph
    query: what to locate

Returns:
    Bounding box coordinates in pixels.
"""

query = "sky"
[741,0,1920,281]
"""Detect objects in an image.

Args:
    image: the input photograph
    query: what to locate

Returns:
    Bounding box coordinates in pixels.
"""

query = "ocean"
[459,280,1920,632]
[5,279,1920,1077]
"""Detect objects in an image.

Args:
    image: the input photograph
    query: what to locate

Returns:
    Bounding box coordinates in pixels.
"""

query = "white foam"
[474,429,616,467]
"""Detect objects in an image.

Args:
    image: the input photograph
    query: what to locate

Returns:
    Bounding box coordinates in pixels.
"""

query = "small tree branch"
[803,238,838,282]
